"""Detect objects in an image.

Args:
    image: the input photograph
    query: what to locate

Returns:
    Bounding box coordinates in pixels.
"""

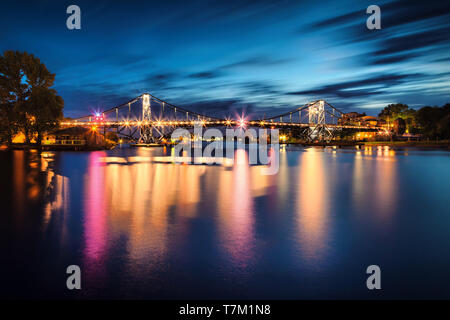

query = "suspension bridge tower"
[308,100,333,142]
[140,93,154,143]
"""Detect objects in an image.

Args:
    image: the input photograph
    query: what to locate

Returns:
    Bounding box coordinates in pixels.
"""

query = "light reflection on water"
[84,151,107,281]
[221,149,255,268]
[297,148,329,266]
[2,146,450,299]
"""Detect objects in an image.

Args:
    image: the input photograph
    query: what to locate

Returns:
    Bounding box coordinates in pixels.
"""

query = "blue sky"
[1,0,449,118]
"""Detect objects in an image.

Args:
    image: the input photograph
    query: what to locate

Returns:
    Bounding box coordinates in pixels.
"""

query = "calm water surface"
[1,146,450,299]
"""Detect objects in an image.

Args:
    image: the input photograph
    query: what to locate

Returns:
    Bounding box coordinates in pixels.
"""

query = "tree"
[0,51,27,144]
[378,103,409,125]
[0,50,63,145]
[379,103,418,133]
[415,104,450,139]
[27,87,64,144]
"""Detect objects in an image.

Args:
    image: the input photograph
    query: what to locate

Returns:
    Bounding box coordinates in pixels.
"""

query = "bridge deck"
[61,120,379,130]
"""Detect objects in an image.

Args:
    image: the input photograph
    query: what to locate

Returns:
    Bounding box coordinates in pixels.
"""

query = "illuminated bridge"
[61,93,380,143]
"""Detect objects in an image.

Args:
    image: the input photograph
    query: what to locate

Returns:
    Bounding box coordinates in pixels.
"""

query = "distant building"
[340,113,382,127]
[340,112,365,125]
[360,116,379,127]
[42,127,104,150]
[354,131,377,140]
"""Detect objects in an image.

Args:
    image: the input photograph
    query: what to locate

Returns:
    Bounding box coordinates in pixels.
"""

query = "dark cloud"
[371,53,418,65]
[187,71,222,79]
[309,10,364,29]
[381,0,450,29]
[237,81,281,95]
[288,74,420,98]
[310,0,450,31]
[177,99,254,118]
[433,56,450,63]
[307,0,450,66]
[221,56,292,69]
[144,72,181,89]
[374,27,450,56]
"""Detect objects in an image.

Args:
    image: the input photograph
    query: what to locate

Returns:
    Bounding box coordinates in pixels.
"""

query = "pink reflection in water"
[83,151,107,275]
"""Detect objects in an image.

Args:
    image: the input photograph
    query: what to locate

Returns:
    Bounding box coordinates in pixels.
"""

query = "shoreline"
[286,140,450,149]
[2,140,450,151]
[361,140,450,149]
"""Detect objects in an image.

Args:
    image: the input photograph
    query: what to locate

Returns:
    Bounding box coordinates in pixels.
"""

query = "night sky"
[1,0,449,118]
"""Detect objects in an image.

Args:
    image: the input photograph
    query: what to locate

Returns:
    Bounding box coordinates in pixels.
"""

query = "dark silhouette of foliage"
[0,50,63,145]
[415,104,450,139]
[378,103,416,132]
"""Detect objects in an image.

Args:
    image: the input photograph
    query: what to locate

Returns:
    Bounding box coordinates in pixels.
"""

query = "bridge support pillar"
[307,100,333,142]
[140,93,154,143]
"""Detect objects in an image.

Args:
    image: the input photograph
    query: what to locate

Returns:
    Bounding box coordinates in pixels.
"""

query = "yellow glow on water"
[297,148,329,265]
[13,151,25,217]
[374,150,397,222]
[217,149,255,267]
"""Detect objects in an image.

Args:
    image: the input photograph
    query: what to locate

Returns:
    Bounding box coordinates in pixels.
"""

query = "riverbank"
[0,143,115,151]
[362,140,450,148]
[2,140,450,151]
[285,140,450,149]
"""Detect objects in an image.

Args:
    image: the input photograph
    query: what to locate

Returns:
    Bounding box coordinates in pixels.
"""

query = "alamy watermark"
[366,5,381,30]
[366,265,381,290]
[66,265,81,290]
[171,125,280,175]
[67,5,381,31]
[66,5,81,30]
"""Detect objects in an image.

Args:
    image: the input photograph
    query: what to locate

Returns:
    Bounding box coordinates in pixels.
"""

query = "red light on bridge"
[238,118,247,128]
[93,113,105,122]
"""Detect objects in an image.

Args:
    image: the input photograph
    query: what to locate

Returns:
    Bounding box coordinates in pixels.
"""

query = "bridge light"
[238,118,246,128]
[93,112,105,122]
[225,120,231,126]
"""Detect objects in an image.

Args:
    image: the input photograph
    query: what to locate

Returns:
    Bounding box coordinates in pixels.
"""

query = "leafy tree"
[400,108,416,132]
[27,87,64,144]
[378,103,409,124]
[0,50,63,145]
[437,113,450,139]
[0,51,26,144]
[379,103,418,133]
[415,104,450,139]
